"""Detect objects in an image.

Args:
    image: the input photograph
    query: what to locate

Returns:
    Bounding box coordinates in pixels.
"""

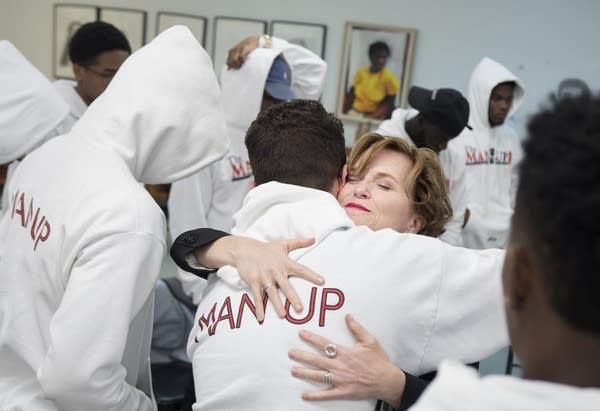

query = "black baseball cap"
[408,86,470,137]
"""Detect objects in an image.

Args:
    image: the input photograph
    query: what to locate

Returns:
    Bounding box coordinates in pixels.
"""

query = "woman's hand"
[288,314,406,408]
[194,235,323,321]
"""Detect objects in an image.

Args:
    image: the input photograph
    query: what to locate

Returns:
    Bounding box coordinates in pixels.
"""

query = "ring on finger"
[324,343,337,358]
[262,282,276,292]
[323,370,333,385]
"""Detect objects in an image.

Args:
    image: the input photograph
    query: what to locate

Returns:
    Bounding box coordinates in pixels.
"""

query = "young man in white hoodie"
[181,100,509,411]
[0,26,229,411]
[53,21,131,131]
[439,57,525,249]
[167,34,327,304]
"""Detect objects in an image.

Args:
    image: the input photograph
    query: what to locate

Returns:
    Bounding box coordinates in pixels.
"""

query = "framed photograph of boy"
[337,21,416,124]
[270,20,327,58]
[213,17,267,72]
[98,7,147,52]
[53,4,99,79]
[156,12,207,47]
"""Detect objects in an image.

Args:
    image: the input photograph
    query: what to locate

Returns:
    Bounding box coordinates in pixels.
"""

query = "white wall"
[2,0,600,144]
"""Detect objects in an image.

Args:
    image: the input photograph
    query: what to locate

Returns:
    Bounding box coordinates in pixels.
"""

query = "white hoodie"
[376,107,419,145]
[188,182,508,411]
[53,79,88,131]
[0,26,228,411]
[409,360,600,411]
[0,41,69,217]
[168,36,327,303]
[439,57,525,249]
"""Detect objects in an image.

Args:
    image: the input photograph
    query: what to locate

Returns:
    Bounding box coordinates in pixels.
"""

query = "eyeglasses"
[82,65,117,79]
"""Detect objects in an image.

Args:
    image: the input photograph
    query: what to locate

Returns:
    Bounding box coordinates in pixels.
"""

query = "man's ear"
[340,163,348,184]
[72,63,84,83]
[503,244,533,311]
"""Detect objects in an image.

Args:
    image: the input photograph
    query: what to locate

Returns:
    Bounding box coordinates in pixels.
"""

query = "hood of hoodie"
[220,47,282,133]
[467,57,525,131]
[0,41,69,164]
[411,360,600,411]
[69,26,229,184]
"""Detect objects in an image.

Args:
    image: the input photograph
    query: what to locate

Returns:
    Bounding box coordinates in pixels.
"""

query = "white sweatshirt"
[168,36,327,303]
[0,41,69,218]
[0,26,229,411]
[409,360,600,411]
[53,79,88,131]
[439,57,525,249]
[188,182,508,411]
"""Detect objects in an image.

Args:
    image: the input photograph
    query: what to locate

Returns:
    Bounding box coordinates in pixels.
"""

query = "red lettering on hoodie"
[10,190,51,251]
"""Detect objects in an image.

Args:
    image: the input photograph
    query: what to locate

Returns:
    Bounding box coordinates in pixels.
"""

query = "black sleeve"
[375,372,430,411]
[169,228,230,279]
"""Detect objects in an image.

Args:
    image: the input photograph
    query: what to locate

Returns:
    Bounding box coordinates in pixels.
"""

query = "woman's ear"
[407,214,426,234]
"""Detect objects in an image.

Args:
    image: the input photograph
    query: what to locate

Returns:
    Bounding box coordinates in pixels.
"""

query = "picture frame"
[53,4,99,79]
[213,16,267,72]
[156,12,207,47]
[270,20,327,58]
[337,21,417,124]
[99,7,147,52]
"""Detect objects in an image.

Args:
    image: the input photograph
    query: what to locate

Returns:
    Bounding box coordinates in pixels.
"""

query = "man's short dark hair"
[69,21,131,66]
[368,41,390,57]
[515,93,600,333]
[245,100,346,192]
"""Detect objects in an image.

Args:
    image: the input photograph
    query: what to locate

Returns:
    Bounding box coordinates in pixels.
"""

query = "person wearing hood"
[376,86,470,155]
[54,21,131,131]
[0,41,69,220]
[258,94,600,411]
[0,26,228,411]
[177,100,508,411]
[167,34,326,304]
[439,57,525,249]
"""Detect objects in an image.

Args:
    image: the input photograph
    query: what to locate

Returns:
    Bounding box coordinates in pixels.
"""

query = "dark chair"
[152,361,194,411]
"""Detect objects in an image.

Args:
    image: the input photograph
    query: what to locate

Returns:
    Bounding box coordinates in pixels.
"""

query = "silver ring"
[323,370,332,385]
[324,343,337,358]
[262,282,276,292]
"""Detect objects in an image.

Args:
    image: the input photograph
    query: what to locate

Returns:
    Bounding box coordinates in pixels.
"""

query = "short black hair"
[68,21,131,66]
[368,41,390,57]
[245,100,346,192]
[514,93,600,333]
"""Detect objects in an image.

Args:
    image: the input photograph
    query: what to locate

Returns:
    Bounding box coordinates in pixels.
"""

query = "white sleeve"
[418,244,509,374]
[509,140,523,209]
[438,147,467,246]
[271,37,327,101]
[37,232,164,411]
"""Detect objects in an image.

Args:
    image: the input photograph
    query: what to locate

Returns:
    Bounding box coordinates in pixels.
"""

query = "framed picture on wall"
[213,16,267,72]
[337,21,416,124]
[270,20,327,58]
[53,4,99,79]
[156,12,207,46]
[99,7,147,52]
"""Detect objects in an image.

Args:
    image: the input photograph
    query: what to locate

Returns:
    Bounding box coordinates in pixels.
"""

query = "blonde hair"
[348,132,452,237]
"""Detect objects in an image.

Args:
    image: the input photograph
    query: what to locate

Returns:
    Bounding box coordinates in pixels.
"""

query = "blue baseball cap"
[264,55,295,101]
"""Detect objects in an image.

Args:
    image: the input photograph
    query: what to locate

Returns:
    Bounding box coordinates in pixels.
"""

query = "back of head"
[72,26,228,184]
[408,86,470,138]
[349,132,452,237]
[69,20,131,65]
[245,100,346,192]
[0,41,69,164]
[515,93,600,333]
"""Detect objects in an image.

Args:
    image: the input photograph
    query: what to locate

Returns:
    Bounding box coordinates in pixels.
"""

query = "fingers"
[288,347,330,371]
[276,275,303,313]
[249,284,265,322]
[290,367,349,401]
[265,283,286,318]
[289,262,324,285]
[284,237,315,251]
[297,329,333,353]
[345,314,370,343]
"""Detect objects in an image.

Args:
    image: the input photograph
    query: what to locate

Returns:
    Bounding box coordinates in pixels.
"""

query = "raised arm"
[170,228,324,321]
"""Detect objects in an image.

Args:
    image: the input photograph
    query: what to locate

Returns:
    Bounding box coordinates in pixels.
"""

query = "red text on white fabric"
[10,189,51,251]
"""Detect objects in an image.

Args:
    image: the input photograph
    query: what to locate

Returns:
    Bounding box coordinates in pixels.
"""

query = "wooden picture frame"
[270,20,327,58]
[53,4,99,79]
[213,16,267,71]
[156,12,207,47]
[337,21,417,124]
[99,7,147,52]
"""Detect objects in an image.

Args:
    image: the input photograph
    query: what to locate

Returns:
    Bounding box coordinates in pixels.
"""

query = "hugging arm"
[170,228,323,321]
